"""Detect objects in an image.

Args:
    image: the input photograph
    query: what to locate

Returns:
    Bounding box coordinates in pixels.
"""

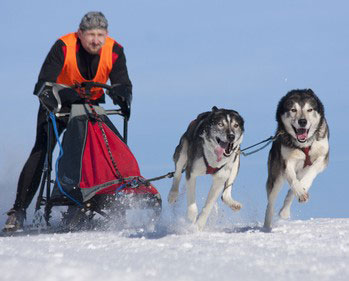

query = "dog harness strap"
[301,146,312,167]
[203,154,225,174]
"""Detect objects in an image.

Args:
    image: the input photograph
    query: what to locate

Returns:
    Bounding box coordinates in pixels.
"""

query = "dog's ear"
[212,106,219,112]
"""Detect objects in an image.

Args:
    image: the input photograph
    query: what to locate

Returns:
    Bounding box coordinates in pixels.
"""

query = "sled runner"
[31,81,162,232]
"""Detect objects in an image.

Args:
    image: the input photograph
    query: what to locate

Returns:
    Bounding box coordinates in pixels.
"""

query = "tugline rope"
[239,131,283,156]
[144,132,283,184]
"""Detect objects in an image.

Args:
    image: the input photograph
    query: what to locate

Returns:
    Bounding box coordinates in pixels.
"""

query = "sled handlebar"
[78,81,113,91]
[55,108,128,144]
[58,82,128,143]
[55,109,123,118]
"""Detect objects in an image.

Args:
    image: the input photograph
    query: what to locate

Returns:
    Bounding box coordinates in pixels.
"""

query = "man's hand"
[37,83,83,112]
[108,84,132,119]
[58,88,83,105]
[36,84,59,112]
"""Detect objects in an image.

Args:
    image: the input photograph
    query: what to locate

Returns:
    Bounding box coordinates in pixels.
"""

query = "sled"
[31,81,162,232]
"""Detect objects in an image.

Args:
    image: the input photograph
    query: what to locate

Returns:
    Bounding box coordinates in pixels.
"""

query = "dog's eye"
[218,122,224,127]
[291,108,297,113]
[307,108,313,112]
[233,124,239,128]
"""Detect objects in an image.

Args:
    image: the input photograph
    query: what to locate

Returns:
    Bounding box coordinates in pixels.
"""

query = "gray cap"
[79,11,108,31]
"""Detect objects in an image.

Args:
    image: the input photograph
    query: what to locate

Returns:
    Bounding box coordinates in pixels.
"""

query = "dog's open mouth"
[216,137,234,157]
[293,126,309,143]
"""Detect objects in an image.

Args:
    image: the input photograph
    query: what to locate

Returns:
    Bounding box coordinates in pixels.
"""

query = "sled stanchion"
[123,118,128,144]
[35,169,47,211]
[105,108,128,144]
[44,115,53,225]
[35,113,51,212]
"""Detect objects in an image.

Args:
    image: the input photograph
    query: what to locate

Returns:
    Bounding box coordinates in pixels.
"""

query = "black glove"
[36,84,59,112]
[108,84,132,119]
[37,83,83,112]
[58,88,83,105]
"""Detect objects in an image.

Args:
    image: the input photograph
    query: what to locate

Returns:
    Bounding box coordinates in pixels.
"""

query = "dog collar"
[301,146,312,167]
[203,154,225,174]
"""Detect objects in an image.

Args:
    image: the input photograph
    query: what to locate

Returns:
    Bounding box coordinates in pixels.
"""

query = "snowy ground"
[1,218,348,281]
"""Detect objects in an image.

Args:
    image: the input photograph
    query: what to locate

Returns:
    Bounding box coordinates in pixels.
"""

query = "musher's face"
[78,28,108,54]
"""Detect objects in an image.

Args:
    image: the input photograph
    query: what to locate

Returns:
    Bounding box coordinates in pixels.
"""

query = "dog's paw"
[167,190,179,204]
[195,219,205,232]
[187,204,198,223]
[279,208,291,219]
[230,201,242,211]
[293,186,309,203]
[298,191,309,203]
[195,213,210,231]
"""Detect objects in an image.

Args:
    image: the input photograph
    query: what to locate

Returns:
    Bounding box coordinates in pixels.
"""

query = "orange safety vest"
[56,32,114,100]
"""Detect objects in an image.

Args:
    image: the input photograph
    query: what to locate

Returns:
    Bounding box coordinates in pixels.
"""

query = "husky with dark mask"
[168,106,244,231]
[264,89,329,230]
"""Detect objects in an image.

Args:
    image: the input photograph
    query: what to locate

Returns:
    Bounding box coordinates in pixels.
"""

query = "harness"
[203,154,225,174]
[301,146,312,167]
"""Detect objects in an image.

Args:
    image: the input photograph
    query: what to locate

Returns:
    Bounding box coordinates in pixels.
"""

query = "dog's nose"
[298,119,307,127]
[227,133,235,142]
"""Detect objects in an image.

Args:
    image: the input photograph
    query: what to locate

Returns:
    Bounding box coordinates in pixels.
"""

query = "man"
[3,11,132,232]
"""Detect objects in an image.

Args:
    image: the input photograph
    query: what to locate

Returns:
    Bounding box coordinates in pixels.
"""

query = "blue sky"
[0,0,348,225]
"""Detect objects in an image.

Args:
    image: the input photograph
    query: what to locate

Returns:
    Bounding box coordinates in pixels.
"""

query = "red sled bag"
[51,104,161,209]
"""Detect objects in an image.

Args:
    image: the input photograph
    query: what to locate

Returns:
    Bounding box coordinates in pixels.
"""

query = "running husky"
[168,106,244,230]
[264,89,329,230]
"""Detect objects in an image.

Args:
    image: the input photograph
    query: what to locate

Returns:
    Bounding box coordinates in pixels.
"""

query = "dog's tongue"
[297,129,308,141]
[214,146,225,162]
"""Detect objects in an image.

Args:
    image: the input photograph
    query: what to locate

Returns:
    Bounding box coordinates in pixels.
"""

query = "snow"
[1,218,349,281]
[1,1,349,281]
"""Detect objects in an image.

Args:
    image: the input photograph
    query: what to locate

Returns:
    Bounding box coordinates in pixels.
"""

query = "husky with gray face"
[168,106,244,230]
[264,89,329,230]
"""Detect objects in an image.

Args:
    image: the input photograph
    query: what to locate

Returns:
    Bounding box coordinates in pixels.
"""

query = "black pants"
[13,105,69,211]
